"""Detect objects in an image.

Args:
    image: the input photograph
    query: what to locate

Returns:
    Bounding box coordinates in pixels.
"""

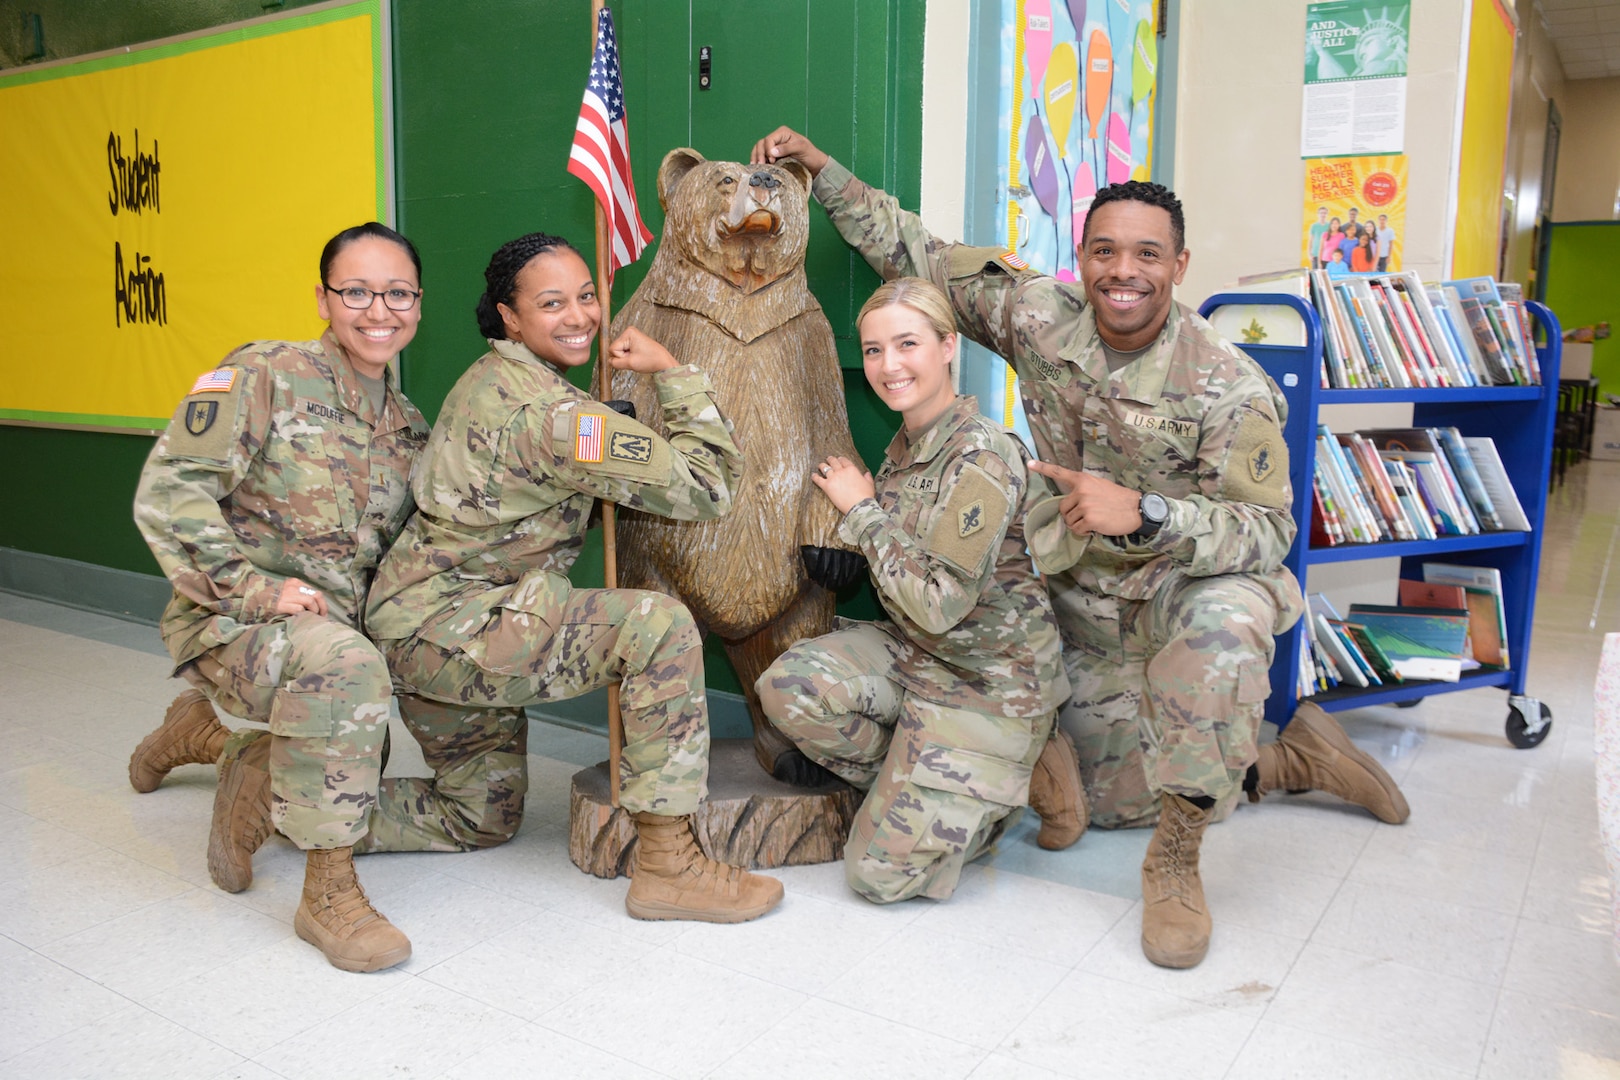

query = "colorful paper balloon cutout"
[1044,41,1079,158]
[1025,0,1054,95]
[1107,113,1132,185]
[1084,29,1112,140]
[1065,0,1087,39]
[1072,168,1096,259]
[1132,17,1156,106]
[1024,111,1064,256]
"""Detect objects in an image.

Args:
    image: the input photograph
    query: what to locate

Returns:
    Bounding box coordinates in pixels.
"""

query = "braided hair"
[1082,181,1186,253]
[475,232,583,340]
[319,222,422,285]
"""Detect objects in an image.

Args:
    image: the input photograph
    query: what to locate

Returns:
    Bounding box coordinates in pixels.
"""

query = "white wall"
[919,0,972,238]
[1553,75,1620,220]
[1172,0,1469,307]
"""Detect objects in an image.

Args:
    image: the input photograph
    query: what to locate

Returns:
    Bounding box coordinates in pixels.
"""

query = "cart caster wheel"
[1505,700,1552,749]
[1395,698,1422,709]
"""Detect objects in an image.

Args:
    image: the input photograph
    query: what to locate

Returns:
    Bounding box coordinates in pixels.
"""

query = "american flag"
[188,369,237,394]
[575,413,604,462]
[567,7,652,280]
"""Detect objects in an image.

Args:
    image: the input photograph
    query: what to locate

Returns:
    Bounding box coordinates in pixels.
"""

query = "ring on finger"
[298,586,316,596]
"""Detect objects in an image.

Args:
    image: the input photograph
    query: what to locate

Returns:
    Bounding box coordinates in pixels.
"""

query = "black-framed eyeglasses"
[323,284,421,311]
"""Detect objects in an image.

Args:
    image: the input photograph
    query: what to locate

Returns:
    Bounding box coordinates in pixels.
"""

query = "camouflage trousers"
[757,623,1051,904]
[1055,573,1286,830]
[357,695,529,854]
[381,583,709,817]
[181,613,389,850]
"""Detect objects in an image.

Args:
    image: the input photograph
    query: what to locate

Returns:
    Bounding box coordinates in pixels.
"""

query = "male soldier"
[752,128,1408,968]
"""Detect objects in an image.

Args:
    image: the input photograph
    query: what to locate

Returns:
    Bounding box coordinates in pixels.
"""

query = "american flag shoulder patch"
[574,413,604,463]
[189,369,238,394]
[998,250,1029,272]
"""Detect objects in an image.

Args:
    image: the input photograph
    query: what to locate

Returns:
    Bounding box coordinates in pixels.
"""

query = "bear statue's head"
[656,148,814,297]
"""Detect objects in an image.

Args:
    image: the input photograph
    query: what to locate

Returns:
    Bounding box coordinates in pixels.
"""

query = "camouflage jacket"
[365,337,742,643]
[134,330,429,667]
[815,159,1301,624]
[842,396,1069,717]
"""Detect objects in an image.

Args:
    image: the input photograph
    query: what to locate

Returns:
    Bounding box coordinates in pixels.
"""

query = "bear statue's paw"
[800,545,866,591]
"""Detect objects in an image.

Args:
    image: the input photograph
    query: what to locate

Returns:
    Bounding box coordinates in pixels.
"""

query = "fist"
[608,327,678,373]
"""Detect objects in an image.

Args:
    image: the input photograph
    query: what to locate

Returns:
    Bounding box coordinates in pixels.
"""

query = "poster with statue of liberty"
[1301,1,1410,157]
[996,0,1161,286]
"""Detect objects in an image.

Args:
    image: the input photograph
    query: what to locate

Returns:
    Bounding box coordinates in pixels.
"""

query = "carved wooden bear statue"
[611,147,864,784]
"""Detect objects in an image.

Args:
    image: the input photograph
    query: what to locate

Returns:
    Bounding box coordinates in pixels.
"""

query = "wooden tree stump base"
[568,739,861,879]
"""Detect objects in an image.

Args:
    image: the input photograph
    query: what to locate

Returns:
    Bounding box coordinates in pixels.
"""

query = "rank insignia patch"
[608,431,652,464]
[574,414,604,462]
[958,499,986,538]
[184,400,217,436]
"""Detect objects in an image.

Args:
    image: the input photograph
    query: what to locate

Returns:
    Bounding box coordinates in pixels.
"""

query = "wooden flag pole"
[590,0,625,810]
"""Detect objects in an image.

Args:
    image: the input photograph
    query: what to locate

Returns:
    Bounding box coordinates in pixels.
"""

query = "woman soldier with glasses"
[130,222,442,973]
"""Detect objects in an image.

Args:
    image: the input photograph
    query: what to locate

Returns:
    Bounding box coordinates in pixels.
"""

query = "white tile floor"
[2,460,1618,1079]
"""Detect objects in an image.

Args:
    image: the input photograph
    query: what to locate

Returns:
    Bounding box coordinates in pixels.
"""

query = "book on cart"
[1287,270,1541,389]
[1345,603,1471,682]
[1421,562,1510,668]
[1310,425,1529,545]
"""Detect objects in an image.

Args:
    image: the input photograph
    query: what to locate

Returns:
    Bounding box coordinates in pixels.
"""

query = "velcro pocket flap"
[269,685,337,738]
[909,742,1032,808]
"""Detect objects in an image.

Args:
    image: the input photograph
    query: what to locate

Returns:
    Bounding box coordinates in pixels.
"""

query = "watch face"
[1143,492,1169,522]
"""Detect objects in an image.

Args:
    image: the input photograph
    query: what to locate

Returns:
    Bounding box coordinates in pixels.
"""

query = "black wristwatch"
[1132,491,1169,541]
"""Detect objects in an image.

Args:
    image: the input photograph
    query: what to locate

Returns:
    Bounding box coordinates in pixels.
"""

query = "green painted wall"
[1,0,924,692]
[1543,222,1620,397]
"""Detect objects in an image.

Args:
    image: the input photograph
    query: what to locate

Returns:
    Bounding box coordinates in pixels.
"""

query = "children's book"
[1345,604,1471,660]
[1421,563,1510,668]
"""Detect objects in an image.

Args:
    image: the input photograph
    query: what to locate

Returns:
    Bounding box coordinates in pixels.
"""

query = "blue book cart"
[1198,292,1562,748]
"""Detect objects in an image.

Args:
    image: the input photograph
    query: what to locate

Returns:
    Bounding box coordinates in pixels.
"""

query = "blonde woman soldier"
[756,277,1082,904]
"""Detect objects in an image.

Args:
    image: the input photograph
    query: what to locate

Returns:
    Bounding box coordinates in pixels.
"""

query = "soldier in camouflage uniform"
[129,223,432,973]
[366,232,782,924]
[753,128,1408,967]
[757,278,1074,904]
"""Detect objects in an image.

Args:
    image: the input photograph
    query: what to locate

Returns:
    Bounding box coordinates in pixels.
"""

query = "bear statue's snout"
[718,176,783,238]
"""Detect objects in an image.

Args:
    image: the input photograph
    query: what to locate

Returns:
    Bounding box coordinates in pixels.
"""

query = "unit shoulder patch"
[926,463,1011,577]
[170,376,245,463]
[555,407,670,483]
[1221,409,1289,509]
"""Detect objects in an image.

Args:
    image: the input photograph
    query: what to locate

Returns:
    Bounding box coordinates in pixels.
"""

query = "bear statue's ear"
[657,148,707,212]
[777,158,813,195]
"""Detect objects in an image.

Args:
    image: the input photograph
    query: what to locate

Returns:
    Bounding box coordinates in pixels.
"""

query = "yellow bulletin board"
[1450,0,1515,279]
[0,1,390,431]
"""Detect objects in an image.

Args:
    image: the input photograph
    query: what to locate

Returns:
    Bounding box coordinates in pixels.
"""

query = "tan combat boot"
[625,812,784,923]
[1253,702,1410,824]
[294,847,411,973]
[1028,728,1089,851]
[1140,793,1214,969]
[128,689,230,793]
[207,730,273,893]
